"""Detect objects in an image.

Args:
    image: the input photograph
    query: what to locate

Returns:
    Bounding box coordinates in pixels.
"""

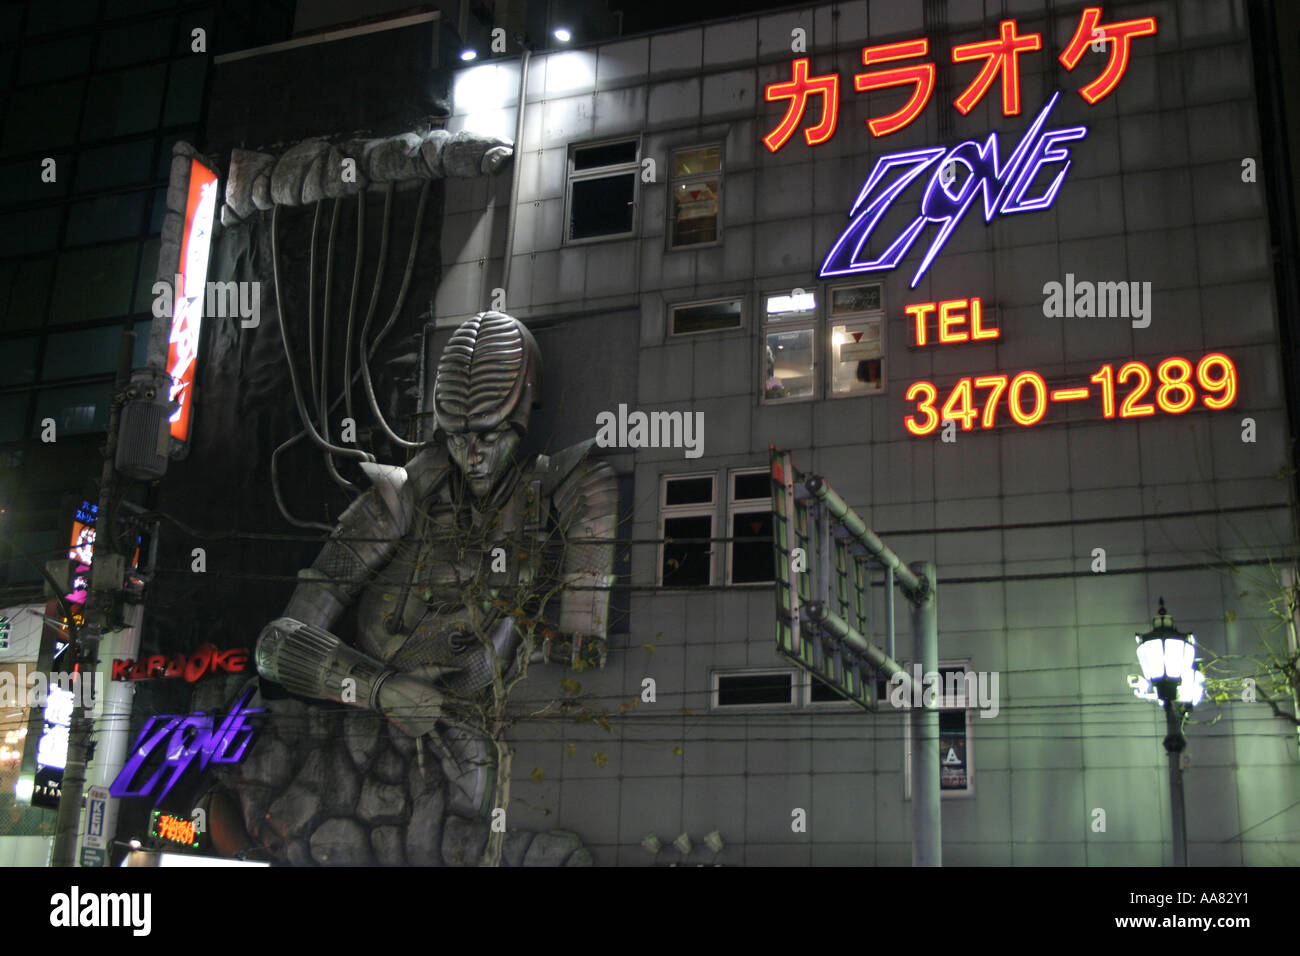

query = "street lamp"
[1131,597,1203,866]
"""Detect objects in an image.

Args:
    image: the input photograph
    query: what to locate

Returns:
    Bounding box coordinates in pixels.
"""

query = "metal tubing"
[909,560,940,867]
[500,47,530,299]
[804,475,925,603]
[805,601,915,693]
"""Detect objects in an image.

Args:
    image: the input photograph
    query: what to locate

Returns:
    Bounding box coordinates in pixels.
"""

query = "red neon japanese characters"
[904,354,1238,436]
[763,58,839,152]
[906,298,1001,346]
[1060,7,1158,105]
[952,20,1041,116]
[763,9,1156,150]
[854,39,935,138]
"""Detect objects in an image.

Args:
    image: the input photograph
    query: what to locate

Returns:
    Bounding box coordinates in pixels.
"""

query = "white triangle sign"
[944,747,961,765]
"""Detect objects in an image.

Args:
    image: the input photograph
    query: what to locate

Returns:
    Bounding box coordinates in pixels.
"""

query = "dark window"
[665,476,712,506]
[19,35,93,85]
[569,174,634,240]
[49,242,138,323]
[717,673,794,707]
[670,298,741,336]
[98,19,175,69]
[66,192,148,245]
[2,81,84,155]
[162,56,206,126]
[81,65,166,141]
[733,472,767,501]
[33,382,113,437]
[662,514,711,587]
[0,207,63,257]
[810,675,843,702]
[75,141,154,193]
[2,257,55,329]
[730,510,773,584]
[573,141,637,170]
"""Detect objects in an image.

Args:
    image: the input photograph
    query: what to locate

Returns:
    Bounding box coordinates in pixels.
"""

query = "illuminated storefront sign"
[112,645,249,682]
[166,158,219,444]
[111,688,264,803]
[151,810,201,848]
[821,92,1086,288]
[764,8,1156,149]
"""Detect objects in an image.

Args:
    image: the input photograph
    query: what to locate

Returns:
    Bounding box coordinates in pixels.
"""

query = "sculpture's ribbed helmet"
[432,311,541,437]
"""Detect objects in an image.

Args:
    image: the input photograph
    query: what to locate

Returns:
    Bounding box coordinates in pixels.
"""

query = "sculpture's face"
[446,424,520,497]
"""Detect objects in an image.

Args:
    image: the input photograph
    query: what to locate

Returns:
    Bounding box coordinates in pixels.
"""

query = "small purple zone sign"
[111,688,265,803]
[821,91,1087,288]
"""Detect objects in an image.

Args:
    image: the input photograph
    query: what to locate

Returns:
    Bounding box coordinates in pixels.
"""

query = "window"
[762,289,817,402]
[669,145,721,248]
[760,282,886,403]
[712,670,795,708]
[566,138,639,243]
[829,282,886,395]
[659,473,715,587]
[904,662,976,799]
[727,468,773,585]
[669,297,743,336]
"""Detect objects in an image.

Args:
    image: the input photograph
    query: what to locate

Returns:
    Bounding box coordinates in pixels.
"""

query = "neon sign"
[166,158,219,444]
[764,8,1155,148]
[903,354,1238,436]
[112,645,249,682]
[821,92,1086,288]
[151,810,201,847]
[111,688,264,804]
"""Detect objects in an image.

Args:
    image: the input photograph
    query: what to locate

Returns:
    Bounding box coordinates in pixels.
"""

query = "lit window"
[669,297,743,336]
[659,473,715,587]
[669,145,721,248]
[566,138,639,243]
[828,282,885,396]
[727,469,773,585]
[762,289,817,403]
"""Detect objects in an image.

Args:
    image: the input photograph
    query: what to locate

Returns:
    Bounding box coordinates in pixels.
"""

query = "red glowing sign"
[111,644,249,683]
[151,810,200,847]
[166,158,219,444]
[764,7,1156,149]
[903,354,1238,436]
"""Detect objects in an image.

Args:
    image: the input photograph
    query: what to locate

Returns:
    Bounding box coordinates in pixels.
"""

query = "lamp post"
[1131,597,1205,867]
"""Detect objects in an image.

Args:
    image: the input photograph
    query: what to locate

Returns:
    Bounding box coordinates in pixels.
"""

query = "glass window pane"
[573,140,636,170]
[66,192,148,245]
[3,337,41,385]
[132,319,152,367]
[731,510,773,583]
[25,0,97,35]
[664,476,712,506]
[3,257,55,329]
[830,320,883,395]
[831,283,883,315]
[670,177,718,246]
[569,173,635,239]
[662,514,711,587]
[98,19,175,69]
[717,673,792,706]
[75,141,155,192]
[671,299,740,335]
[764,290,816,322]
[0,155,71,203]
[33,382,113,437]
[82,65,166,141]
[0,393,30,444]
[19,34,93,84]
[2,81,83,155]
[49,243,137,324]
[42,326,131,381]
[764,328,814,401]
[162,56,206,126]
[672,146,720,177]
[0,207,63,257]
[732,472,767,501]
[134,237,161,313]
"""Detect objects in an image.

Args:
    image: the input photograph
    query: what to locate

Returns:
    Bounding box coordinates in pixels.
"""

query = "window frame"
[760,288,819,406]
[826,280,887,398]
[725,466,774,587]
[903,660,977,800]
[667,142,723,251]
[657,471,717,588]
[667,294,745,338]
[710,667,798,711]
[564,135,641,246]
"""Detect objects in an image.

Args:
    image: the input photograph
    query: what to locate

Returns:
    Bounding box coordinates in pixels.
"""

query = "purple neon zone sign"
[821,91,1087,288]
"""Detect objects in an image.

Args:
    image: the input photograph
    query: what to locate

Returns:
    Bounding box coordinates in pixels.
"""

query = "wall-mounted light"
[553,27,572,43]
[460,48,478,62]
